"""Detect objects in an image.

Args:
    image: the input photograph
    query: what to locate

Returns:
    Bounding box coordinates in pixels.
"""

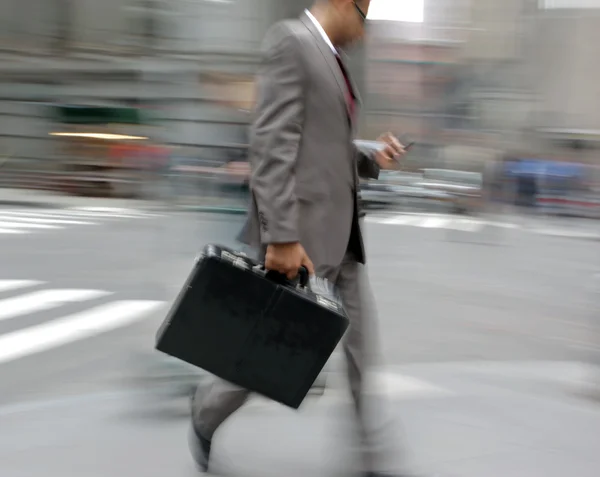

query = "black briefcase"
[155,244,349,409]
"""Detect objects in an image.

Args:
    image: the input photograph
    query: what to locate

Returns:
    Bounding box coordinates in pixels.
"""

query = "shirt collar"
[304,9,337,55]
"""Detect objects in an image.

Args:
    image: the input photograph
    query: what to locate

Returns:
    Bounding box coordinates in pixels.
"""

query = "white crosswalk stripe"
[0,228,24,235]
[243,368,452,409]
[366,212,600,239]
[0,280,42,292]
[367,213,492,232]
[0,215,93,226]
[231,350,452,409]
[0,279,164,365]
[0,289,111,322]
[0,220,58,230]
[0,207,161,237]
[532,228,600,240]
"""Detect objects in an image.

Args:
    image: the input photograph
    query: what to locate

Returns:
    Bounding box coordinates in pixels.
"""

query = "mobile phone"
[397,133,415,151]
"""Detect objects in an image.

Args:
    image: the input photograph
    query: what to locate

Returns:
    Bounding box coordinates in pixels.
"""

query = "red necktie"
[335,54,356,120]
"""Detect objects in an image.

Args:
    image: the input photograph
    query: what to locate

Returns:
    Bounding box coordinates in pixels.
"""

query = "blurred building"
[0,0,314,55]
[529,4,600,159]
[1,0,600,189]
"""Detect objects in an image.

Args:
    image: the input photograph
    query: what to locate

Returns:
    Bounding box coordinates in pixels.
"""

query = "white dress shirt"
[304,9,337,55]
[304,9,356,117]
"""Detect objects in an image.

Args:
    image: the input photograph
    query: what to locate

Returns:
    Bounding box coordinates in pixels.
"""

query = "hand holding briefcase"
[155,244,349,409]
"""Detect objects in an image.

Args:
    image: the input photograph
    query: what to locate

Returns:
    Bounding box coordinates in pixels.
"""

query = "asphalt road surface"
[0,206,598,404]
[0,205,599,477]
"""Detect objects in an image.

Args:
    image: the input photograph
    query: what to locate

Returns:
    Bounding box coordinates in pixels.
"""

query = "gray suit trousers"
[191,246,386,471]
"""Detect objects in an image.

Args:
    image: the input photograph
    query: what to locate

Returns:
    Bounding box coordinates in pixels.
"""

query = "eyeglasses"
[353,1,367,23]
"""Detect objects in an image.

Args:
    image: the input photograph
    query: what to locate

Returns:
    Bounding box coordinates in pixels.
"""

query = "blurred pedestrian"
[189,2,409,476]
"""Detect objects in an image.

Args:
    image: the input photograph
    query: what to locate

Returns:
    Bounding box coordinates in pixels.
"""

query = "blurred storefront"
[49,105,167,198]
[1,0,599,205]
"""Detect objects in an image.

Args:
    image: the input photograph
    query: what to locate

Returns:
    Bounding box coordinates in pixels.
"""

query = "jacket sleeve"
[249,24,305,245]
[355,145,381,180]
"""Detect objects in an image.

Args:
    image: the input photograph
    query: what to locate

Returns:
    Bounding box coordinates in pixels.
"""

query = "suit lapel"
[337,50,362,108]
[299,13,353,120]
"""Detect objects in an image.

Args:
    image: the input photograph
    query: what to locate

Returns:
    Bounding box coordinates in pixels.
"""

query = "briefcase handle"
[264,266,310,290]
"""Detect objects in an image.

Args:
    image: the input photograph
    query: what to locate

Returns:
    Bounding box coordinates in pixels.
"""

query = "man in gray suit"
[190,1,406,476]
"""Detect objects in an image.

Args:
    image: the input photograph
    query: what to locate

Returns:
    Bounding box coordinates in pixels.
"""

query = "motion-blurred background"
[1,2,600,477]
[1,0,599,215]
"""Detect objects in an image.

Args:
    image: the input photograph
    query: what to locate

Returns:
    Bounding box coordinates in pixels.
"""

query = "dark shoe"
[188,425,211,472]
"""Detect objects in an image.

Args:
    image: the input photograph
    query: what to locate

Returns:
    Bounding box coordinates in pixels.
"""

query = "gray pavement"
[0,205,599,476]
[1,362,600,477]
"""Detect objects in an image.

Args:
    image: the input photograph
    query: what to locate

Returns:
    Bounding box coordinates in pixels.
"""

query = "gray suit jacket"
[239,13,380,268]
